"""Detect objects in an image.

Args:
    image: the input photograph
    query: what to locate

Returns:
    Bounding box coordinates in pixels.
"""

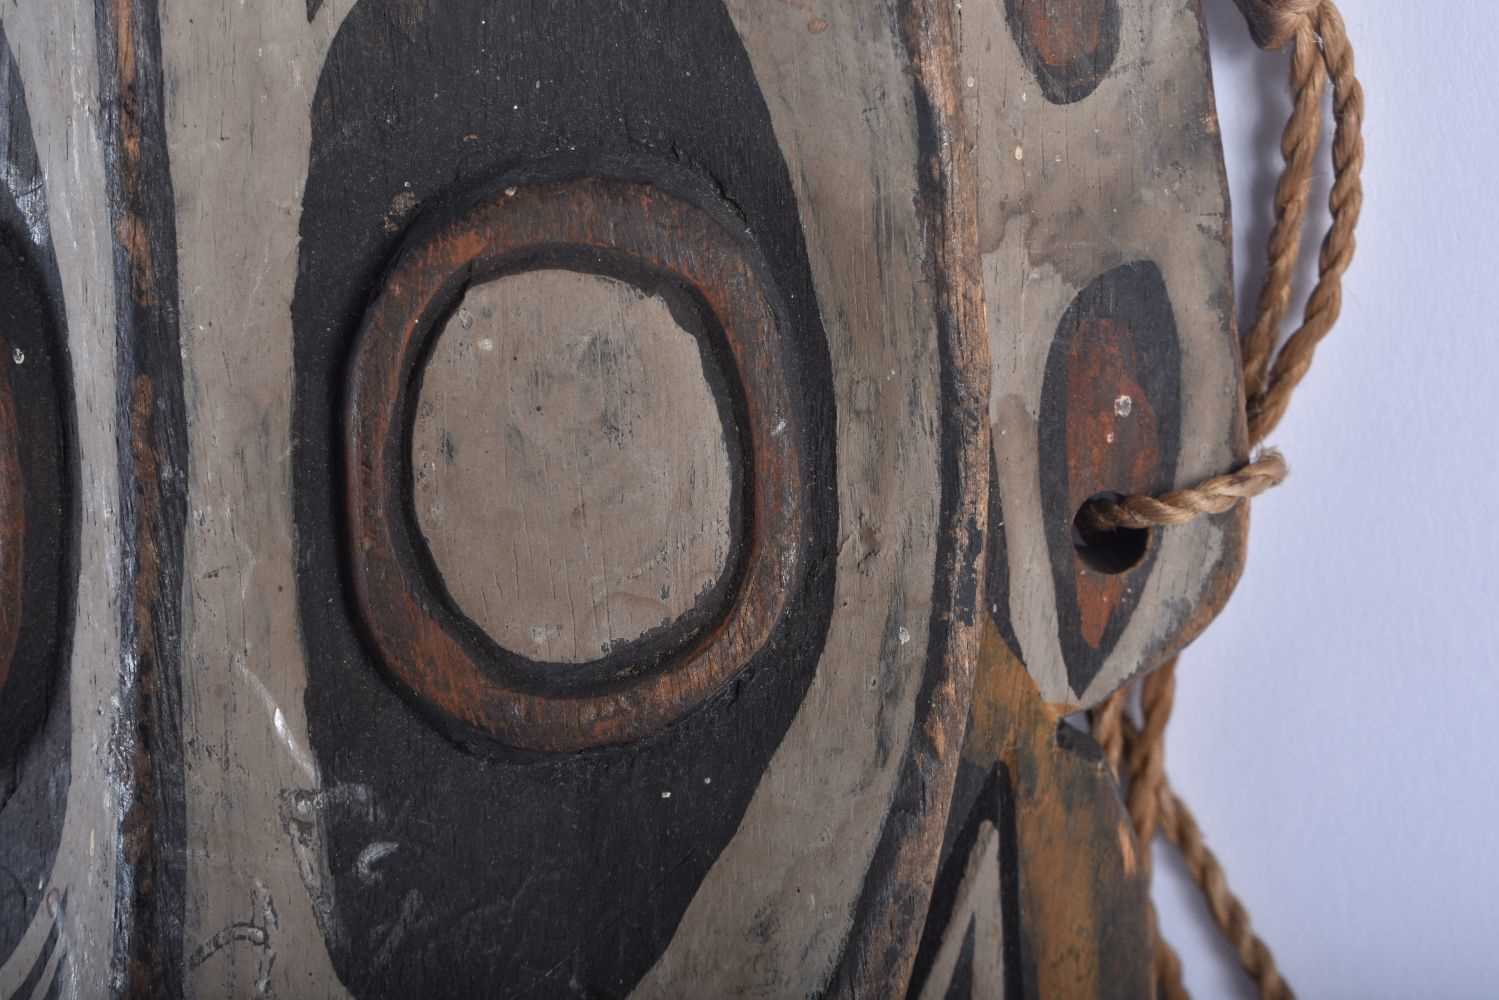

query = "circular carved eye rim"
[345,176,808,753]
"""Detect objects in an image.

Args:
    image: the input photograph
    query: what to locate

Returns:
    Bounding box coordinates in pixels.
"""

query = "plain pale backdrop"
[1159,2,1499,996]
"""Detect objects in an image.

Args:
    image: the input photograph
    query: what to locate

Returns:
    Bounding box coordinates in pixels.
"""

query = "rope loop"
[1080,450,1287,534]
[1234,0,1321,50]
[1082,0,1363,533]
[1088,3,1364,997]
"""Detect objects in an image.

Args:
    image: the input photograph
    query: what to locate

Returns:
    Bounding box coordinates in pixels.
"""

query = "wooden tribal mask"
[0,0,1249,996]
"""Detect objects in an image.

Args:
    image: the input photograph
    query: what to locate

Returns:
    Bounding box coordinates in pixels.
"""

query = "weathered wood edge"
[93,0,190,994]
[962,622,1152,999]
[828,0,990,992]
[975,0,1251,712]
[1100,0,1251,706]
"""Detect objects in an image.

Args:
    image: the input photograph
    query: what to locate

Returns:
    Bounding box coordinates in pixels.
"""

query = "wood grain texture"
[411,270,735,666]
[636,0,987,993]
[965,0,1248,711]
[820,0,991,992]
[160,2,363,995]
[0,2,130,995]
[1003,0,1122,104]
[908,771,1014,999]
[944,621,1152,1000]
[95,0,193,990]
[0,20,75,980]
[0,1,1250,995]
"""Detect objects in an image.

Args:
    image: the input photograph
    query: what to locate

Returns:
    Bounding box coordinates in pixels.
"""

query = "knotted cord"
[1089,2,1365,996]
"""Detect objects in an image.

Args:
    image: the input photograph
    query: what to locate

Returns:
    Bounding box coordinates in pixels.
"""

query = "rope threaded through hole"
[1086,2,1364,997]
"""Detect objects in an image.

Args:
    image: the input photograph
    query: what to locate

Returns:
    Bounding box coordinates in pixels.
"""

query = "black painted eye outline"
[0,230,73,774]
[342,173,815,753]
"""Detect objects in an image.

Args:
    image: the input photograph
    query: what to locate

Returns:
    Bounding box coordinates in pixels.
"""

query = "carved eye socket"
[344,175,812,753]
[409,267,741,670]
[0,233,71,773]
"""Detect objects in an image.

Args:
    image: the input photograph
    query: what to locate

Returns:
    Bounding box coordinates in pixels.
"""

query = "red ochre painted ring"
[345,177,808,753]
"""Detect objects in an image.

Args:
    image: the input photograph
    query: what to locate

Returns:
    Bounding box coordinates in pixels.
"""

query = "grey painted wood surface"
[964,0,1247,710]
[0,0,1239,995]
[412,271,734,665]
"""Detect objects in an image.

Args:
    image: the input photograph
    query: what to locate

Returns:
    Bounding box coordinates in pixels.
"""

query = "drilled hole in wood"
[1072,493,1149,575]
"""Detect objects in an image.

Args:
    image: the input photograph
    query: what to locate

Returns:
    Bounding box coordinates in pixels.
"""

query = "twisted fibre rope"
[1080,450,1288,533]
[1090,2,1364,998]
[1095,669,1293,1000]
[1083,0,1364,533]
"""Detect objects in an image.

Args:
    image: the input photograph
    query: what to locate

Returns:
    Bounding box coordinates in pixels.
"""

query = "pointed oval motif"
[1003,0,1122,105]
[1039,260,1180,695]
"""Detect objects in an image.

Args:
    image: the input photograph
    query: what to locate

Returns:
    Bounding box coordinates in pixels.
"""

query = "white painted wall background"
[1163,3,1499,996]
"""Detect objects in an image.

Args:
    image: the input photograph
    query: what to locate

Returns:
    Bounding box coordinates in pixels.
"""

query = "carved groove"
[345,175,811,753]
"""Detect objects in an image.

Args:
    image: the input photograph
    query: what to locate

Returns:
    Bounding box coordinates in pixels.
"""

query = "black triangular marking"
[8,891,66,1000]
[943,919,978,1000]
[908,766,1024,999]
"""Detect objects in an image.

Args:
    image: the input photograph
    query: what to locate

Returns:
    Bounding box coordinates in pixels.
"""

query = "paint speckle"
[356,842,400,884]
[477,337,495,353]
[383,190,419,233]
[772,418,787,437]
[1013,145,1024,162]
[661,790,672,800]
[966,75,976,88]
[897,626,911,646]
[1114,394,1133,417]
[505,186,518,197]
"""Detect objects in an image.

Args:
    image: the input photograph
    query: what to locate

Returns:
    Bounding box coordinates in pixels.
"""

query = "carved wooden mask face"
[0,1,1245,997]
